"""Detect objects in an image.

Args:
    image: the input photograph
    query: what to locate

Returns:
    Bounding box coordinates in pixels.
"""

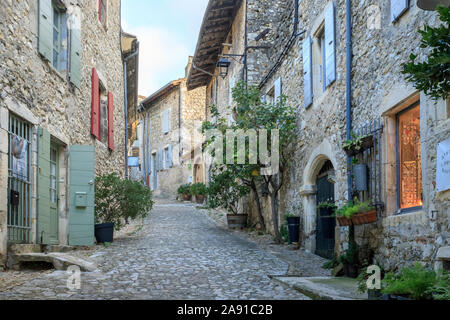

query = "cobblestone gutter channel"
[0,201,320,300]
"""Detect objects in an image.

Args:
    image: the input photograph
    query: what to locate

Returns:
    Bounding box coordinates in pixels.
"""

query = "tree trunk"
[271,191,281,243]
[251,180,266,232]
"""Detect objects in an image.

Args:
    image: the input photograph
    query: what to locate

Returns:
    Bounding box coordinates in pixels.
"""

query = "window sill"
[382,209,426,228]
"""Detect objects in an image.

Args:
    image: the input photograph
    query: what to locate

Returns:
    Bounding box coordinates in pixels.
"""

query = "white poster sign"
[12,134,28,180]
[436,137,450,192]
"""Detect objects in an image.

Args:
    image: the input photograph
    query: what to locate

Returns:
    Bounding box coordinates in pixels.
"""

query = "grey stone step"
[271,276,367,300]
[8,253,97,272]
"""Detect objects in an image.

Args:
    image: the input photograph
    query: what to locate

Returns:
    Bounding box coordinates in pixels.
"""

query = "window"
[317,29,326,92]
[162,109,170,134]
[52,3,68,71]
[164,146,172,169]
[99,0,107,27]
[397,102,422,211]
[100,92,108,145]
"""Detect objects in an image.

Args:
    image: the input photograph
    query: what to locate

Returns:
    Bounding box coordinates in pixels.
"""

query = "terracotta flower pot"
[195,195,205,204]
[337,216,352,226]
[343,135,374,156]
[351,210,377,226]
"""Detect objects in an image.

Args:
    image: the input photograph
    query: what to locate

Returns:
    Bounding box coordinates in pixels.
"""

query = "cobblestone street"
[0,202,311,300]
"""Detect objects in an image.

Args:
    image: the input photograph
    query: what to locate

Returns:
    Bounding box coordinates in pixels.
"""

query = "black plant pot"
[95,223,114,244]
[287,217,300,243]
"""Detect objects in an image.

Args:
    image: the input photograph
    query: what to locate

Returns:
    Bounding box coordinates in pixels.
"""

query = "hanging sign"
[436,137,450,192]
[12,134,28,180]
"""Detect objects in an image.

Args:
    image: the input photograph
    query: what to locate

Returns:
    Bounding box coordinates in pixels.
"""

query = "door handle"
[89,180,94,185]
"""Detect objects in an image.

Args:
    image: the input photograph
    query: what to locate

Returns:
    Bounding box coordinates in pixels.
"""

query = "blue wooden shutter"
[391,0,409,22]
[274,77,282,103]
[168,145,173,167]
[325,2,336,88]
[38,0,53,62]
[303,36,313,108]
[70,17,81,88]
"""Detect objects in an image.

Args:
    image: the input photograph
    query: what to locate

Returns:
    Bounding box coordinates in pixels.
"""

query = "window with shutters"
[164,146,171,170]
[313,26,326,95]
[162,109,170,134]
[100,91,108,145]
[52,3,68,72]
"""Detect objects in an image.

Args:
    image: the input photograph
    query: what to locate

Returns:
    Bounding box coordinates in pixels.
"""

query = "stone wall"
[0,0,126,264]
[203,0,449,269]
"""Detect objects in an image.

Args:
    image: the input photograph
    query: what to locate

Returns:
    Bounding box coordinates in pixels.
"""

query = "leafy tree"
[95,173,154,231]
[202,82,297,242]
[403,5,450,101]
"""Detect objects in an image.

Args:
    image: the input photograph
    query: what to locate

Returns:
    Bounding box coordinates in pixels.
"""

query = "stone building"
[0,0,137,267]
[188,0,449,269]
[138,58,206,198]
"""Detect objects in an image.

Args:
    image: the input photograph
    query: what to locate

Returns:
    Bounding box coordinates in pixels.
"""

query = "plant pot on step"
[181,194,192,201]
[351,210,377,226]
[95,223,114,244]
[227,214,248,229]
[337,216,353,226]
[195,195,205,204]
[287,217,300,243]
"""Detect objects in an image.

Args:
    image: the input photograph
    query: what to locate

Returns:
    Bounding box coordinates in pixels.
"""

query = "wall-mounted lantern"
[417,0,450,10]
[217,57,231,79]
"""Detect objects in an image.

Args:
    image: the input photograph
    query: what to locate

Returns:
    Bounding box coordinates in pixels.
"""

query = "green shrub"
[382,263,450,300]
[336,199,373,218]
[190,183,208,196]
[95,173,154,231]
[177,184,192,195]
[280,224,289,243]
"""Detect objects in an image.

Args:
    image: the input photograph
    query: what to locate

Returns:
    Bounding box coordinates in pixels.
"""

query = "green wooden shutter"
[70,18,82,88]
[37,127,51,244]
[38,0,53,62]
[325,2,336,88]
[303,36,313,108]
[69,145,95,246]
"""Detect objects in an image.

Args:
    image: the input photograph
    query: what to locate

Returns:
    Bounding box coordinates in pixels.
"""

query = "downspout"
[244,0,248,86]
[345,0,353,198]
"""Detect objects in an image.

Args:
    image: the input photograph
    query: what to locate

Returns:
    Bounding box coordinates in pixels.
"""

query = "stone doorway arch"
[299,139,340,255]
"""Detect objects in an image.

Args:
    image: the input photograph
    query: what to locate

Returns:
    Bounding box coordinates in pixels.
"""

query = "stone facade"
[191,0,449,270]
[0,0,131,266]
[139,58,206,198]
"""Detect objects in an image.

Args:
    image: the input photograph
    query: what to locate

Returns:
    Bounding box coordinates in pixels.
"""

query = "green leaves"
[94,173,154,231]
[403,5,450,101]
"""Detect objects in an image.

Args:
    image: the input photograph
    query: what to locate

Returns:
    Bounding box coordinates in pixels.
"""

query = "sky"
[121,0,210,97]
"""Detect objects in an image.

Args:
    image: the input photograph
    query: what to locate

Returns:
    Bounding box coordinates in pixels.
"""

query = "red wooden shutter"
[107,91,114,151]
[91,68,100,139]
[98,0,102,21]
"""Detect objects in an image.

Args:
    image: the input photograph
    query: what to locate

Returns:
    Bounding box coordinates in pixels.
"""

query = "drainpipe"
[345,0,353,199]
[123,49,139,179]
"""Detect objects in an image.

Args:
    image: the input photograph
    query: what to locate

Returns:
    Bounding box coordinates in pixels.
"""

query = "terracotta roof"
[139,79,183,112]
[187,0,243,90]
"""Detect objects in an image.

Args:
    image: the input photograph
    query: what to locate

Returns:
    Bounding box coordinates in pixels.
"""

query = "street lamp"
[417,0,450,10]
[217,57,231,79]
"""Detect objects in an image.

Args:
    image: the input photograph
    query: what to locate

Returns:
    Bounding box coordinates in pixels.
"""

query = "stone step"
[8,243,80,255]
[8,252,98,272]
[271,276,367,300]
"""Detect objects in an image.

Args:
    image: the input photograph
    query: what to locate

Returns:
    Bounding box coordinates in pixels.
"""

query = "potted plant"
[190,183,207,204]
[207,165,250,229]
[284,212,300,244]
[94,173,154,244]
[382,263,449,300]
[177,184,192,201]
[335,199,377,226]
[343,133,374,157]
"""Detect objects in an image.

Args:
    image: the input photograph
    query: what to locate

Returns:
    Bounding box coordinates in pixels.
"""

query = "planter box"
[343,135,374,157]
[337,216,352,226]
[351,210,377,226]
[95,223,114,244]
[227,214,248,229]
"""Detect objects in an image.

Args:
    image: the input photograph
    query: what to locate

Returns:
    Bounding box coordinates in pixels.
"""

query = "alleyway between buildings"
[0,200,333,300]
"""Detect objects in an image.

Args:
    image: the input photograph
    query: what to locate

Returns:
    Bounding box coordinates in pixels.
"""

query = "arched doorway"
[315,160,336,259]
